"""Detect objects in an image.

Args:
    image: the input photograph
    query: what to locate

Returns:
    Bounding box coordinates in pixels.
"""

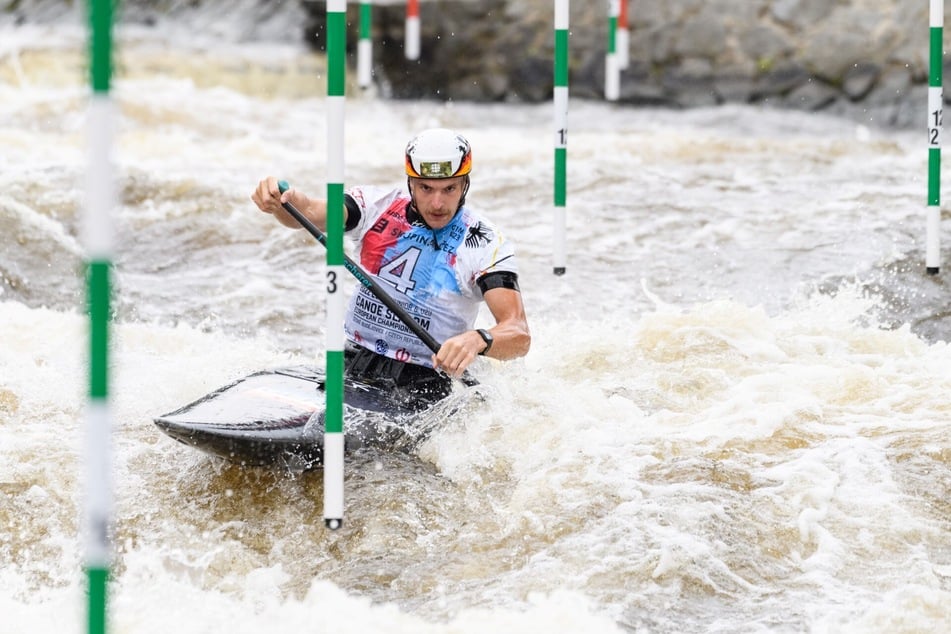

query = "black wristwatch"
[476,328,493,355]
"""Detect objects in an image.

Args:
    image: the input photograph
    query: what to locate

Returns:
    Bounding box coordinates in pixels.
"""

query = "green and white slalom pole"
[605,0,619,101]
[406,0,420,60]
[553,0,569,275]
[927,0,943,275]
[617,0,629,70]
[83,0,115,632]
[325,0,347,530]
[357,2,372,89]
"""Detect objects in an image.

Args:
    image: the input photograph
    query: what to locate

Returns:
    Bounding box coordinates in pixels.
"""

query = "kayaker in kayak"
[251,128,531,401]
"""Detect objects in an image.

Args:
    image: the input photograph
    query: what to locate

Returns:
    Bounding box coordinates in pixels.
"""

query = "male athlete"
[251,128,530,401]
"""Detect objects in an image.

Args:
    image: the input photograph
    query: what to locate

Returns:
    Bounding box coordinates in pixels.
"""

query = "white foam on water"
[2,17,950,634]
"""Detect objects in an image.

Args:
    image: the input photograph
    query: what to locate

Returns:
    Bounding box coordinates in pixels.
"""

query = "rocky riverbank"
[2,0,943,127]
[302,0,944,127]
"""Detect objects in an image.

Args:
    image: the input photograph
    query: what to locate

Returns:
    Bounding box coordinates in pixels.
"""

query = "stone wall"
[2,0,941,126]
[302,0,946,127]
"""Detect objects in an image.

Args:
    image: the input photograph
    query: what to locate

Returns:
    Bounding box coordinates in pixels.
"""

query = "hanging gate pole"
[927,0,943,275]
[553,0,570,275]
[324,0,347,530]
[83,0,117,631]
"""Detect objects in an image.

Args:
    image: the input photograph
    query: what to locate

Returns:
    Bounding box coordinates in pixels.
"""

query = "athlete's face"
[410,177,465,229]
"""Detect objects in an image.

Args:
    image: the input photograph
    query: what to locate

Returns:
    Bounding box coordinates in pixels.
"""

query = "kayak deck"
[153,366,431,470]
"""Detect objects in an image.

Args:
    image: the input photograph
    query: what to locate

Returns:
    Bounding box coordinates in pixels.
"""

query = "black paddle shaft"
[276,180,442,355]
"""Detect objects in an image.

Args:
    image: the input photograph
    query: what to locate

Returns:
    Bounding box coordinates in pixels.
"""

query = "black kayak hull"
[153,366,428,469]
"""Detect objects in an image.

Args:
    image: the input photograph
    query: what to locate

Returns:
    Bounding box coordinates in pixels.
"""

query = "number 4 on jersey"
[377,247,421,293]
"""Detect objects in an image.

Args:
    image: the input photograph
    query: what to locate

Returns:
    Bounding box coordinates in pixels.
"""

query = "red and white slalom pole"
[406,0,420,60]
[617,0,629,70]
[357,2,373,89]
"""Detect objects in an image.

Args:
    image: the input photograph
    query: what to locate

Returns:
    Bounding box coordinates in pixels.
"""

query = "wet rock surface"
[302,0,941,127]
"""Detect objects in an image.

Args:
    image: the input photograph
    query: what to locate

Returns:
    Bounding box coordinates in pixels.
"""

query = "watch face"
[478,329,493,354]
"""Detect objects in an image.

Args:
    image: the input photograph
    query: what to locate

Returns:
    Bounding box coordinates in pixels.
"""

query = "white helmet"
[404,128,473,179]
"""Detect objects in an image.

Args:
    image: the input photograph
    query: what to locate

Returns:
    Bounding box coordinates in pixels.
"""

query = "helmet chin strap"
[459,175,470,207]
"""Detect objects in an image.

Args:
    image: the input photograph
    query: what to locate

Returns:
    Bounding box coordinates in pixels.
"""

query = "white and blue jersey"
[342,184,518,369]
